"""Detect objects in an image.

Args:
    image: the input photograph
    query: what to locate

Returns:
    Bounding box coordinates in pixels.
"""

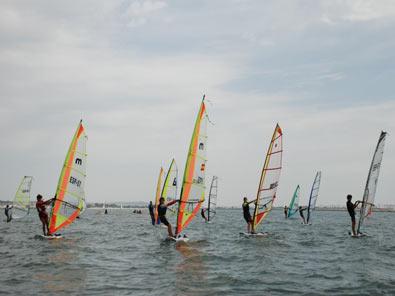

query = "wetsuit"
[148,203,155,225]
[299,208,306,220]
[157,200,177,226]
[346,200,356,222]
[243,201,252,223]
[201,208,207,220]
[5,206,12,222]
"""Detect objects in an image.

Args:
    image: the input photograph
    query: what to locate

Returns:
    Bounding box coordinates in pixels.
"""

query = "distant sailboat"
[174,96,208,240]
[242,124,283,236]
[48,120,87,235]
[204,176,218,222]
[287,185,300,218]
[306,171,322,224]
[12,176,33,219]
[356,131,387,235]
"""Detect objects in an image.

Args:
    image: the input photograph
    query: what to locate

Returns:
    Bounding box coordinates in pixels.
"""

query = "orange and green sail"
[49,120,87,234]
[252,124,283,230]
[176,96,208,236]
[154,167,164,224]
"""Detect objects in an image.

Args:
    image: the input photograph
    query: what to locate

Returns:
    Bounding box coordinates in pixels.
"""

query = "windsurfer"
[36,194,55,236]
[201,208,208,222]
[242,197,255,233]
[346,194,361,236]
[148,201,155,225]
[298,206,307,224]
[158,197,177,237]
[4,205,13,222]
[284,205,288,218]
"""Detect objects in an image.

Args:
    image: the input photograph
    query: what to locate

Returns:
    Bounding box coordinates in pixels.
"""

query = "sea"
[1,208,394,295]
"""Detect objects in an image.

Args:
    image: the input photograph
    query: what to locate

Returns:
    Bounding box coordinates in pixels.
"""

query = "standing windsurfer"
[158,197,177,237]
[284,206,288,218]
[4,205,13,222]
[346,194,361,236]
[148,201,155,225]
[36,194,55,236]
[201,208,208,222]
[242,197,255,233]
[298,206,307,224]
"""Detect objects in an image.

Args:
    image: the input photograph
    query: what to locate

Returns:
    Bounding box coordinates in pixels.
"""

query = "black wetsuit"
[201,209,207,220]
[157,203,169,226]
[5,207,12,222]
[299,208,306,219]
[148,203,155,225]
[347,201,356,222]
[242,202,252,223]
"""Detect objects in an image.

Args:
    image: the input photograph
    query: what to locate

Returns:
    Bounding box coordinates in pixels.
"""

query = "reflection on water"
[175,241,208,296]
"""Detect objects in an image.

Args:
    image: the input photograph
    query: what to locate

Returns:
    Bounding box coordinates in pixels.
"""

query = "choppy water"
[1,208,395,295]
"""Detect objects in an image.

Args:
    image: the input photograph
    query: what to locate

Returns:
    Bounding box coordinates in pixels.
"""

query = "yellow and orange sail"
[49,120,87,234]
[176,96,208,236]
[252,124,283,229]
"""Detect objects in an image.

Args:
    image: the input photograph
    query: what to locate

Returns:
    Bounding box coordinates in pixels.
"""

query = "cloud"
[124,0,167,27]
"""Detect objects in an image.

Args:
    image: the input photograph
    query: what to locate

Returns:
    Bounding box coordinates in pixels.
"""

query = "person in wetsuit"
[5,205,13,222]
[148,201,155,225]
[298,206,307,224]
[242,197,255,233]
[284,205,288,219]
[346,194,361,236]
[201,208,208,222]
[36,194,55,236]
[157,197,177,237]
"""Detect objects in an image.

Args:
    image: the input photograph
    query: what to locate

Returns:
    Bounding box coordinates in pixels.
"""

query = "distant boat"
[287,185,300,218]
[48,120,87,235]
[12,176,33,219]
[175,96,208,238]
[306,171,322,224]
[357,131,387,234]
[250,124,283,234]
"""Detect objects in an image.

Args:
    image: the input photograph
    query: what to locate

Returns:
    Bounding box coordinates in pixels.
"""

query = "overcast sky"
[1,0,394,207]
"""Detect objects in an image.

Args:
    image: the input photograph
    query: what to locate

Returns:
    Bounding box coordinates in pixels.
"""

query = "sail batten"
[49,121,87,234]
[357,131,387,233]
[252,124,283,230]
[176,97,208,235]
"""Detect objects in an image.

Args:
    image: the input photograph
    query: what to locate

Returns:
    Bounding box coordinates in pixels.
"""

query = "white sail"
[357,131,387,233]
[207,176,218,221]
[12,176,33,219]
[306,171,321,224]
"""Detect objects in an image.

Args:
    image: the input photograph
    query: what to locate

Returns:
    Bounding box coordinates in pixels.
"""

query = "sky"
[0,0,394,207]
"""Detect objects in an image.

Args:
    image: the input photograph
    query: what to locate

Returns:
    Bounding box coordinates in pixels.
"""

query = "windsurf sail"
[252,124,283,231]
[154,167,164,224]
[79,199,87,216]
[207,176,218,222]
[49,120,87,234]
[306,171,322,224]
[161,159,178,214]
[12,176,33,219]
[287,185,300,218]
[176,96,208,236]
[357,131,387,234]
